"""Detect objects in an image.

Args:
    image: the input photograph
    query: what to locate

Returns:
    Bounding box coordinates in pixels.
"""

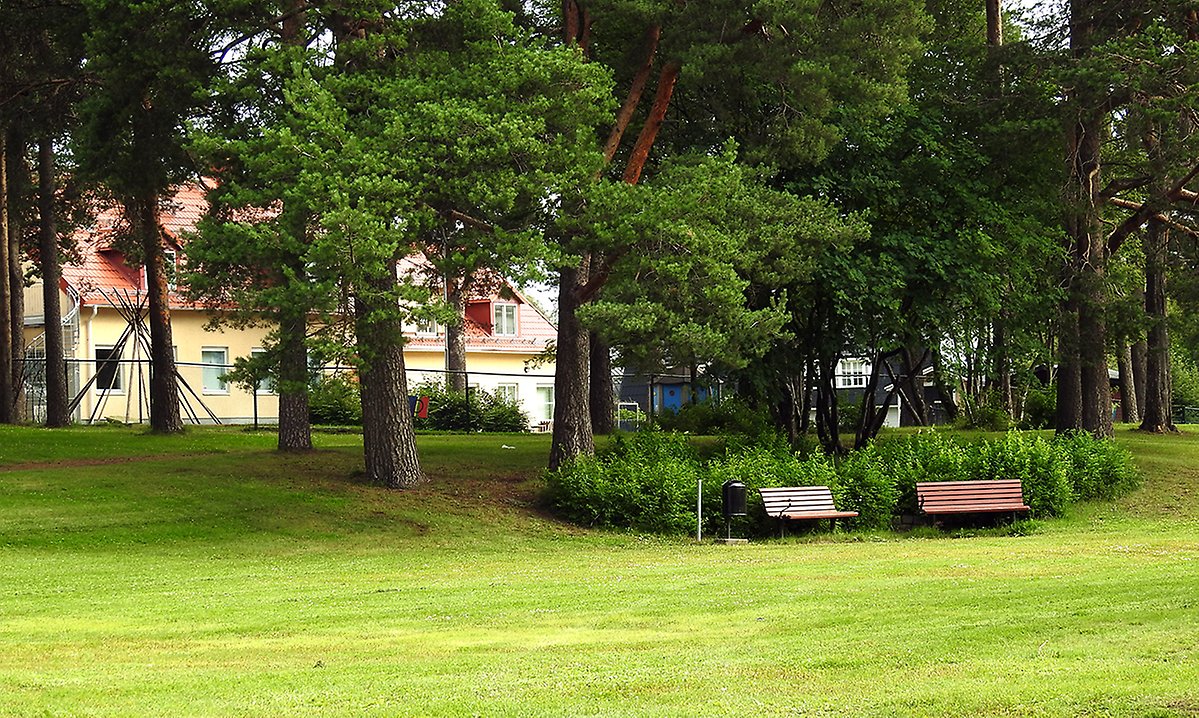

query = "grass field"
[1,425,1197,717]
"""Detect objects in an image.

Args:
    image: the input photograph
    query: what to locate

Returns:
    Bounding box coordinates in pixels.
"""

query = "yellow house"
[21,183,558,427]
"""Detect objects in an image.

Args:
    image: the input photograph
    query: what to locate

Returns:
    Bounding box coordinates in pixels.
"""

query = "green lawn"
[1,425,1197,717]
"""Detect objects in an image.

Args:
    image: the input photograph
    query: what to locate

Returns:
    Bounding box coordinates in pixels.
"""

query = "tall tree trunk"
[275,0,311,452]
[37,139,69,428]
[986,0,1003,46]
[5,136,24,422]
[549,265,593,470]
[276,301,311,452]
[900,346,930,426]
[445,281,468,393]
[992,318,1014,416]
[1116,341,1138,424]
[1061,0,1105,435]
[622,60,682,185]
[1131,338,1147,419]
[356,261,422,487]
[0,134,12,424]
[133,190,182,433]
[814,353,843,455]
[1140,221,1176,433]
[1055,295,1083,433]
[588,330,615,434]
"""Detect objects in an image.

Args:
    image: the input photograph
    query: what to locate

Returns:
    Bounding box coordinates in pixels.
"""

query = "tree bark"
[445,281,468,393]
[588,330,615,434]
[986,0,1003,46]
[275,0,312,452]
[356,261,422,488]
[1062,0,1110,437]
[899,346,930,426]
[622,60,682,185]
[0,134,12,424]
[601,25,660,165]
[276,301,312,451]
[991,317,1013,416]
[1055,295,1083,433]
[6,136,24,422]
[132,190,183,433]
[37,139,70,428]
[1131,338,1147,419]
[1116,341,1137,424]
[549,264,593,470]
[814,353,843,455]
[1140,220,1176,433]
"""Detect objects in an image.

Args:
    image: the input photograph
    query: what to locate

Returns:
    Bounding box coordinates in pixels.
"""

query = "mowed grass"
[0,425,1197,717]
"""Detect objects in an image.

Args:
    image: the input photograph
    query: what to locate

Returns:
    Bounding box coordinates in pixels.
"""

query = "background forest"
[2,0,1198,487]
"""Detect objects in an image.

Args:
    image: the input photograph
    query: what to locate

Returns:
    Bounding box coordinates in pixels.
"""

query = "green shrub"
[1020,385,1056,430]
[653,398,771,438]
[967,431,1072,517]
[308,373,362,426]
[412,382,528,432]
[547,429,702,533]
[705,446,835,537]
[836,445,900,530]
[545,428,1141,536]
[875,430,970,513]
[1053,433,1141,501]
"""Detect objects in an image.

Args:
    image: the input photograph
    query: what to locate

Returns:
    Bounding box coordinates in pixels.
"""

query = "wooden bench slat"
[759,486,858,521]
[916,479,1031,519]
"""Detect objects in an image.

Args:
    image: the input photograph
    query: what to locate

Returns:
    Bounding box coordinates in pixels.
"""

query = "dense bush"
[652,398,772,438]
[969,431,1072,517]
[837,445,901,529]
[547,430,702,533]
[1054,432,1141,501]
[412,382,528,432]
[1020,385,1057,430]
[545,428,1142,535]
[308,373,362,425]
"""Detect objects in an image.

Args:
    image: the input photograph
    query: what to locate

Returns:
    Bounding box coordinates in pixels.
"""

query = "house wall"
[404,348,557,423]
[22,302,556,426]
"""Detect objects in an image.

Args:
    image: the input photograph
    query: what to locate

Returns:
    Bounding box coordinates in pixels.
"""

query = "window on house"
[536,385,554,422]
[495,383,518,403]
[840,359,868,389]
[163,249,178,291]
[95,345,123,392]
[251,348,275,394]
[415,318,440,336]
[202,347,229,394]
[493,303,517,336]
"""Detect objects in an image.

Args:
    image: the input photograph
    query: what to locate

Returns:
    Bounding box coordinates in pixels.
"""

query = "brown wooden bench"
[760,486,859,536]
[916,479,1030,526]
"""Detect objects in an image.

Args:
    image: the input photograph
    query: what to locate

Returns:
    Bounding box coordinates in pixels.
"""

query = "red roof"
[61,182,558,352]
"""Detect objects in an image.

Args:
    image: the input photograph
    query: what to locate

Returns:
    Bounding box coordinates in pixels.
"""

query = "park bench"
[916,479,1030,526]
[760,486,859,536]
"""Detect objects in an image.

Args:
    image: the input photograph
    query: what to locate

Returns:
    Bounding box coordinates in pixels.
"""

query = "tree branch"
[600,25,660,167]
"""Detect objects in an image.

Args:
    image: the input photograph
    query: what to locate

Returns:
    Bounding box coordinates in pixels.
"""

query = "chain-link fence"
[14,356,558,428]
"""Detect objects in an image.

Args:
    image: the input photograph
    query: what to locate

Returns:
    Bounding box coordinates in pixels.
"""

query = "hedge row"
[544,430,1141,535]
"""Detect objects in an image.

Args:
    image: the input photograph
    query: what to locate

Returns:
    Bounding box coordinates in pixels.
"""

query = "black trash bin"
[722,479,747,518]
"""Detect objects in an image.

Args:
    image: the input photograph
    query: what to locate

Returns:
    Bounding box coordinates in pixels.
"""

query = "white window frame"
[414,318,441,337]
[94,345,124,394]
[201,347,229,395]
[839,359,868,389]
[536,384,555,422]
[493,303,518,336]
[495,383,518,403]
[251,347,275,395]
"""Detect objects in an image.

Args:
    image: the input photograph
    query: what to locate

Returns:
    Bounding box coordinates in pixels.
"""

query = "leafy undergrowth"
[0,425,1196,717]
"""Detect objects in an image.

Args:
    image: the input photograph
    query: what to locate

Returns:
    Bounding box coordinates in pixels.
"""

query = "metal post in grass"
[696,477,702,542]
